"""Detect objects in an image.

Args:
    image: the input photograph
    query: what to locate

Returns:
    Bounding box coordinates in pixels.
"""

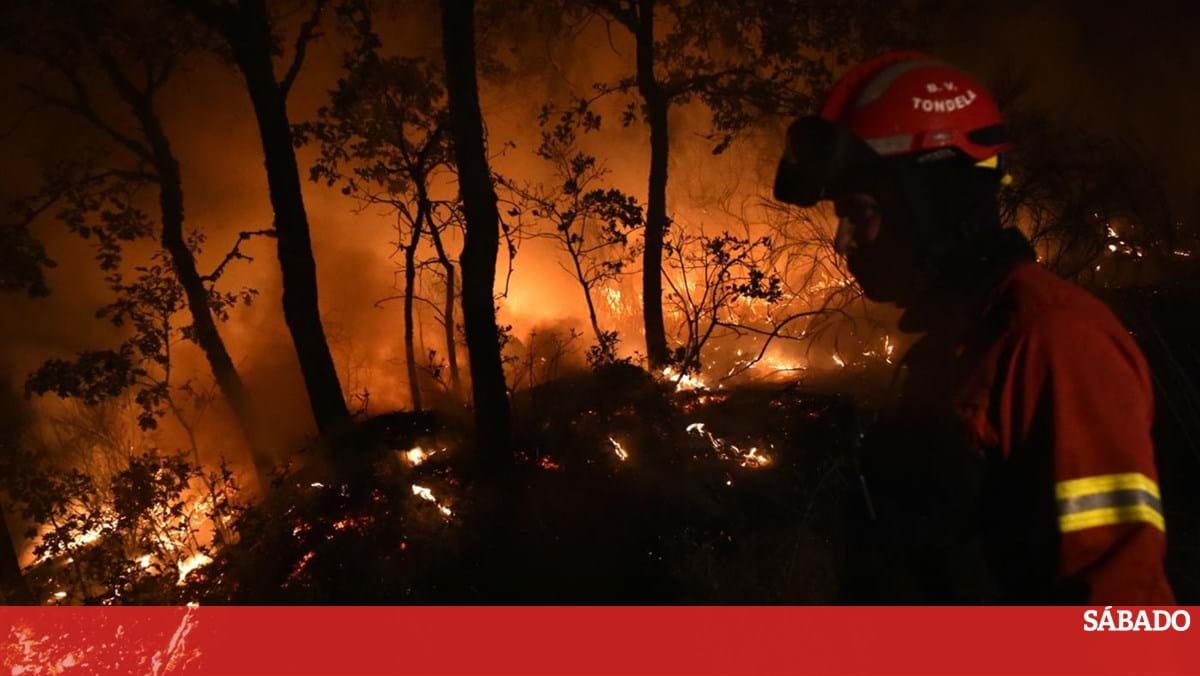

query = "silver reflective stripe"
[1058,489,1163,517]
[864,134,913,155]
[853,59,943,108]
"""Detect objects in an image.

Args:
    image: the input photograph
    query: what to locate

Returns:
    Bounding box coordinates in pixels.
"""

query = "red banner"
[2,607,1196,674]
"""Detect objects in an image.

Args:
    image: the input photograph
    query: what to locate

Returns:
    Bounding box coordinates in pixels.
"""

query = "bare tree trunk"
[439,0,512,460]
[88,48,275,483]
[135,101,274,483]
[403,209,424,411]
[635,0,670,367]
[426,215,461,397]
[193,0,349,433]
[0,506,32,604]
[569,246,605,348]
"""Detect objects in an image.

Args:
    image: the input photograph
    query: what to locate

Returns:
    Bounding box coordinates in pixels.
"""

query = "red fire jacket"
[951,259,1174,603]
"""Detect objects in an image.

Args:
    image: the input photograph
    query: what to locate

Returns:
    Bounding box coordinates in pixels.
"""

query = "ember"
[685,423,773,468]
[609,437,630,462]
[411,484,453,519]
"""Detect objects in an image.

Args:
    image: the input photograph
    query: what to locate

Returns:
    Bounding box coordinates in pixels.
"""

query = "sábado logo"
[1084,607,1191,632]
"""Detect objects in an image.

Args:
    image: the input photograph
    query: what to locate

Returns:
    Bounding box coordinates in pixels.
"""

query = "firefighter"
[774,51,1174,603]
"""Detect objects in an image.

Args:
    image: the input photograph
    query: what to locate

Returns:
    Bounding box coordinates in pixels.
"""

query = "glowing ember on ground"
[52,591,67,600]
[405,447,429,466]
[741,447,770,467]
[832,353,846,368]
[176,553,212,585]
[310,482,325,488]
[137,554,153,569]
[411,484,453,518]
[608,437,630,461]
[686,422,772,468]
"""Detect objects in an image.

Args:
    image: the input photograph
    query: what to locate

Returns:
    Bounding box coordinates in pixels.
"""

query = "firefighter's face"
[833,190,923,305]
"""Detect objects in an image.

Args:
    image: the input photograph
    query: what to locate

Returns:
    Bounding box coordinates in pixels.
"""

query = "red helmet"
[775,51,1010,206]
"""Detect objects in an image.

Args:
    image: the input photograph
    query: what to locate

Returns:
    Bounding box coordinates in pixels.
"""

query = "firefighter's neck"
[898,227,1033,334]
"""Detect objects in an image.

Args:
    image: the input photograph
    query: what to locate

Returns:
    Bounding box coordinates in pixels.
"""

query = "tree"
[439,0,512,459]
[0,208,55,298]
[499,100,643,364]
[175,0,350,433]
[662,228,782,374]
[26,247,257,454]
[298,7,462,409]
[575,0,895,367]
[0,375,34,604]
[2,0,275,480]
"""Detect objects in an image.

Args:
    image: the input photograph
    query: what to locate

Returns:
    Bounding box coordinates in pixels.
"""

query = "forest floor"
[19,282,1200,603]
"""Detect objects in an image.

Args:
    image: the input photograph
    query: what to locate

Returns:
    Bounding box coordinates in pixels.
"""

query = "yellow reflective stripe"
[1055,472,1160,501]
[1059,504,1166,533]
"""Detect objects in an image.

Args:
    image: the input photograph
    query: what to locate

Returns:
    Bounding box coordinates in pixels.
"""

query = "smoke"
[2,1,1195,479]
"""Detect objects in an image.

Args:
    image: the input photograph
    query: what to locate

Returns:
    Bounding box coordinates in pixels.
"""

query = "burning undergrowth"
[4,358,895,604]
[0,448,243,605]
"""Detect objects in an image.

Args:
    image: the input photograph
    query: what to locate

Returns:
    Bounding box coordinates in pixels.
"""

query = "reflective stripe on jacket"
[954,259,1174,603]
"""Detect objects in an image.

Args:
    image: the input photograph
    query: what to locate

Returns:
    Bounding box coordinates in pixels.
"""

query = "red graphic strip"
[2,606,1196,674]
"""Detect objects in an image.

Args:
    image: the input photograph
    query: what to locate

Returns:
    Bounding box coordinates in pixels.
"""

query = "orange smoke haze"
[10,1,1188,480]
[1,6,857,481]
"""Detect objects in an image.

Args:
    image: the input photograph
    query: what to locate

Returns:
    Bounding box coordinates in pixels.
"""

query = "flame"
[608,437,629,461]
[176,553,212,586]
[602,286,627,316]
[686,422,772,468]
[832,353,846,368]
[741,447,770,467]
[137,554,153,569]
[411,484,453,518]
[661,366,708,392]
[400,446,445,467]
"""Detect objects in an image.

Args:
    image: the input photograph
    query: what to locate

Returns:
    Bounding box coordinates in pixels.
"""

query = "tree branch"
[280,0,327,100]
[21,59,153,163]
[202,228,277,282]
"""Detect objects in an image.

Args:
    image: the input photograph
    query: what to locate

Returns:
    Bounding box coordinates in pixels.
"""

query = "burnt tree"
[178,0,349,433]
[3,1,274,481]
[439,0,512,457]
[298,15,462,409]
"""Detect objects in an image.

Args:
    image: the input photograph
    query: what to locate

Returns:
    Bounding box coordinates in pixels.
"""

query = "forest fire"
[0,0,1196,612]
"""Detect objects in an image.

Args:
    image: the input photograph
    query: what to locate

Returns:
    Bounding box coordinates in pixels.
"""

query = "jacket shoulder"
[993,261,1150,384]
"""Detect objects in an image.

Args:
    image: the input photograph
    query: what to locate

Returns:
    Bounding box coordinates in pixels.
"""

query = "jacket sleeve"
[996,314,1174,604]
